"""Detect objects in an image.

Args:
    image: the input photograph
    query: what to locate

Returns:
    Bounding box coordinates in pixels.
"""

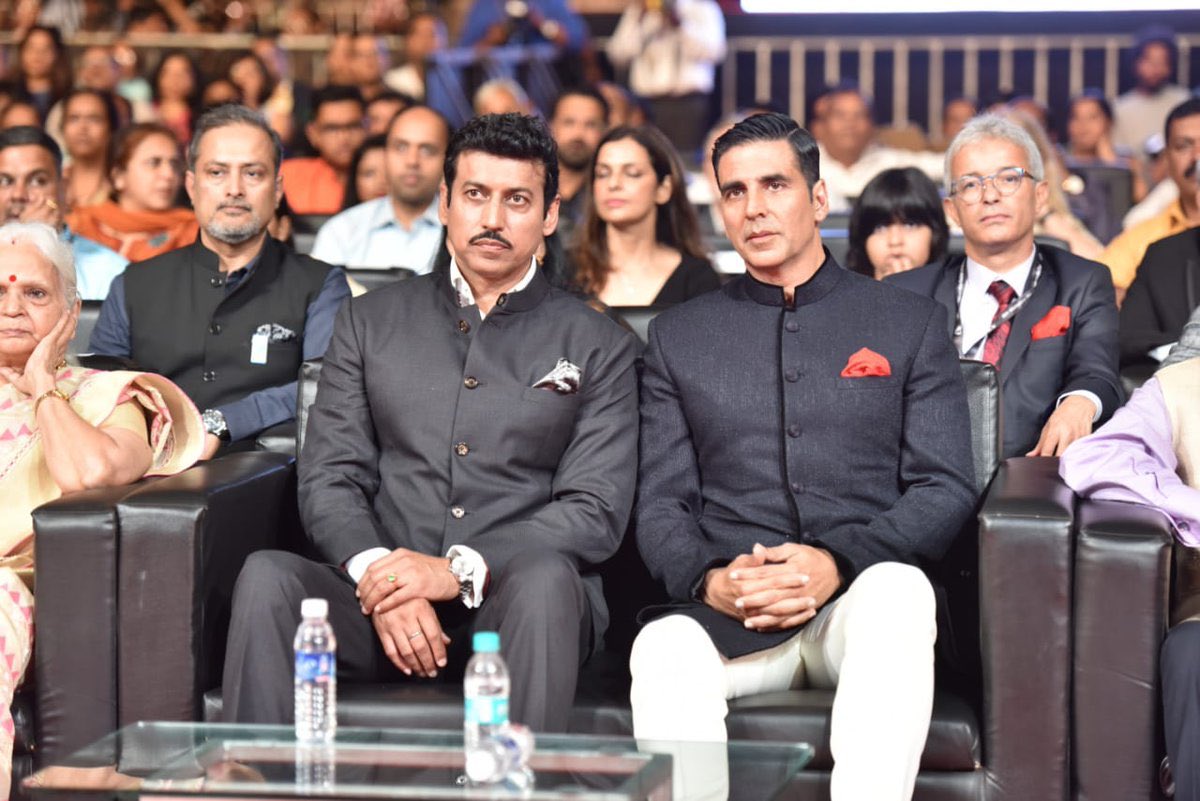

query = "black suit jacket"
[636,256,978,657]
[299,267,639,643]
[1119,226,1200,368]
[888,245,1122,459]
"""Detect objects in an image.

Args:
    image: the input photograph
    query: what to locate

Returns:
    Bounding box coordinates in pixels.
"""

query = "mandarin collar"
[435,256,551,315]
[741,248,844,308]
[188,232,271,275]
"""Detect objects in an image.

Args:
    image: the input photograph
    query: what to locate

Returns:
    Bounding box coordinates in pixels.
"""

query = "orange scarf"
[67,201,199,262]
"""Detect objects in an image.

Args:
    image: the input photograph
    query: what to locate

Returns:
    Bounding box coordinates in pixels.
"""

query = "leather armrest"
[976,456,1074,801]
[1073,498,1174,801]
[255,421,297,455]
[32,482,153,764]
[112,451,297,728]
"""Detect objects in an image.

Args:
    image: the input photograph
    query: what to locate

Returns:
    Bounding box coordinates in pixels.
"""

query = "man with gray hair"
[89,104,350,458]
[889,113,1121,458]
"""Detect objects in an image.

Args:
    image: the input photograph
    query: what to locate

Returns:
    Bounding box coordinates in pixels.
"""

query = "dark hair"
[312,84,365,118]
[1132,25,1178,71]
[368,89,413,113]
[1165,97,1200,144]
[227,50,279,108]
[151,50,201,108]
[712,112,820,192]
[551,85,610,124]
[13,26,72,111]
[342,133,387,209]
[571,125,706,295]
[111,122,179,185]
[1069,89,1113,125]
[0,125,63,172]
[846,167,949,277]
[62,88,121,136]
[444,113,558,215]
[188,104,284,175]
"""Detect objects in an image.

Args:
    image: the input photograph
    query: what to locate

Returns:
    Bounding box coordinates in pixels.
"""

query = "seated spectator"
[340,134,389,211]
[549,86,609,245]
[1102,98,1200,302]
[312,105,448,272]
[473,78,533,117]
[365,91,410,138]
[351,34,390,103]
[1060,354,1200,801]
[568,125,718,306]
[847,167,950,280]
[75,45,121,94]
[1119,226,1199,368]
[200,79,242,110]
[281,86,366,215]
[324,32,358,88]
[0,127,127,300]
[385,11,446,101]
[0,100,42,131]
[606,0,726,160]
[11,26,70,121]
[814,83,942,213]
[1064,89,1148,205]
[89,105,350,457]
[228,51,277,116]
[1113,26,1191,157]
[150,50,201,147]
[888,113,1121,459]
[932,95,977,151]
[999,107,1104,260]
[0,220,202,795]
[59,88,118,210]
[67,122,198,262]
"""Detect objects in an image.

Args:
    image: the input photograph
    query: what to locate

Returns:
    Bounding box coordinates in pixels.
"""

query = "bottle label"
[465,697,509,726]
[296,652,335,682]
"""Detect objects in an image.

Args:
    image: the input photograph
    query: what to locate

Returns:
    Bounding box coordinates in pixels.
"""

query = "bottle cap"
[301,598,328,619]
[473,631,500,653]
[464,747,500,782]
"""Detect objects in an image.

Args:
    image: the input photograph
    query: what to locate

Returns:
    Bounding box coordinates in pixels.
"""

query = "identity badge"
[251,324,270,365]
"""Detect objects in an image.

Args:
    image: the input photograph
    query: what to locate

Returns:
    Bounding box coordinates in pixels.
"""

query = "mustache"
[218,201,253,211]
[469,230,512,248]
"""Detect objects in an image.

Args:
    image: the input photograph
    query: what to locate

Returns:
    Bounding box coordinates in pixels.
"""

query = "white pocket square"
[532,358,582,395]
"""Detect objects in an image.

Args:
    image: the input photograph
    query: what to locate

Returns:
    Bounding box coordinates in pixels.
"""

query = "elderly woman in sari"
[0,221,202,790]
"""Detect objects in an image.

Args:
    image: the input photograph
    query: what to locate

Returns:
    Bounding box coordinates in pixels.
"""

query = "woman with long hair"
[570,125,719,306]
[10,26,72,122]
[150,51,201,147]
[341,134,389,210]
[66,122,198,261]
[60,88,120,210]
[847,167,950,280]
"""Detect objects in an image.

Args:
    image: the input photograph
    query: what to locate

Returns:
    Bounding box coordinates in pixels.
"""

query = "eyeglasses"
[949,166,1037,204]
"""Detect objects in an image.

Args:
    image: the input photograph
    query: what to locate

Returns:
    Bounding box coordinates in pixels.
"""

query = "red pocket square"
[840,347,891,378]
[1031,305,1072,341]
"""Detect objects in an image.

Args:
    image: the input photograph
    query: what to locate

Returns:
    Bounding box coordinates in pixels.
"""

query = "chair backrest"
[958,358,1001,494]
[344,267,416,293]
[68,300,104,355]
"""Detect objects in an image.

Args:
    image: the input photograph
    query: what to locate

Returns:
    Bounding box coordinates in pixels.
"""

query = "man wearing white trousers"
[629,112,979,800]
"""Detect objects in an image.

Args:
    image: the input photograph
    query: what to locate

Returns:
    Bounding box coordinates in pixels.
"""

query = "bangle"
[34,388,70,416]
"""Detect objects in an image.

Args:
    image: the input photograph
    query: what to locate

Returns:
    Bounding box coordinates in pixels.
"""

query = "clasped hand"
[703,543,842,632]
[357,549,459,678]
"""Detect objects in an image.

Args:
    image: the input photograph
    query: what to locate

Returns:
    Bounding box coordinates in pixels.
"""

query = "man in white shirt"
[1112,27,1192,156]
[311,105,449,272]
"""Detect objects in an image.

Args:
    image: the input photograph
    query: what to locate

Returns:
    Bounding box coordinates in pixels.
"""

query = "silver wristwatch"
[202,408,230,441]
[449,554,475,605]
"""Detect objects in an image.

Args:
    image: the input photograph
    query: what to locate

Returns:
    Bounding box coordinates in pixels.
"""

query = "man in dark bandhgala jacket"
[221,113,638,732]
[630,112,978,801]
[889,113,1122,459]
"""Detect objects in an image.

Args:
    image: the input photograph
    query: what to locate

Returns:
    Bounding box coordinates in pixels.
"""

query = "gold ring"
[55,359,67,371]
[387,573,397,583]
[408,631,423,640]
[46,199,58,211]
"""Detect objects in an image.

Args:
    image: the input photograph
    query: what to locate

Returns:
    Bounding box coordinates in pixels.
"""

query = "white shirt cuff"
[446,544,489,609]
[1150,342,1177,363]
[345,547,391,584]
[1056,390,1102,422]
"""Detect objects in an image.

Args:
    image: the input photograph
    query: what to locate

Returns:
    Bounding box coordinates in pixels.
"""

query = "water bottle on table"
[464,631,509,749]
[294,598,337,744]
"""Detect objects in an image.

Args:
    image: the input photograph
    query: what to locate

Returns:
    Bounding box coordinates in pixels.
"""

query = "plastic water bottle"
[294,598,337,743]
[463,631,510,752]
[464,723,535,785]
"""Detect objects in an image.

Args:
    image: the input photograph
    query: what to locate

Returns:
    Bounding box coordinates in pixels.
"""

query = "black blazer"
[1119,226,1200,368]
[636,256,978,657]
[888,245,1122,458]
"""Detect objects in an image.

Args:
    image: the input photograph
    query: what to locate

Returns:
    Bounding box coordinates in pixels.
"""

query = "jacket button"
[450,506,465,519]
[202,370,216,382]
[209,323,222,335]
[786,423,801,438]
[785,319,800,333]
[210,276,224,288]
[790,481,802,493]
[463,376,479,389]
[497,294,507,307]
[455,442,469,456]
[784,368,799,382]
[458,320,470,333]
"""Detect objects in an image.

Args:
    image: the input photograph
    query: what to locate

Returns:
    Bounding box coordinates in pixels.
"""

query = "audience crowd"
[1,5,1200,801]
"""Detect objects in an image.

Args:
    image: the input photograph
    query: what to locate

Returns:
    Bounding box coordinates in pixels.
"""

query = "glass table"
[25,723,812,801]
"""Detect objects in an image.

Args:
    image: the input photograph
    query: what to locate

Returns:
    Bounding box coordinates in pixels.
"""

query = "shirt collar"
[369,196,441,232]
[965,246,1036,296]
[449,256,539,319]
[1167,198,1189,228]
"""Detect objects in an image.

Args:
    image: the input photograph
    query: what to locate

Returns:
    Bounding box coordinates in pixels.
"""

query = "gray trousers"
[1163,619,1200,801]
[221,549,592,732]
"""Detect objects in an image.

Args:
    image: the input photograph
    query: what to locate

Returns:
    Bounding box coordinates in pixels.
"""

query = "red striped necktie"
[982,280,1017,366]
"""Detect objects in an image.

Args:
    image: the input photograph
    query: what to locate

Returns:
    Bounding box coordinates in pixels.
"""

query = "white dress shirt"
[959,249,1101,421]
[311,196,443,272]
[605,0,726,98]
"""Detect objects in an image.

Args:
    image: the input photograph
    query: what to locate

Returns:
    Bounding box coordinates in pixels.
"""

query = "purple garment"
[1059,377,1200,545]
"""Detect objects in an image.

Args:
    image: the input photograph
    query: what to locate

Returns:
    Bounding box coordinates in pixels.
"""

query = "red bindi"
[7,275,15,283]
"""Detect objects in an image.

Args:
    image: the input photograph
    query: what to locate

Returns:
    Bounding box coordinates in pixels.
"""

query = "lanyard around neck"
[953,252,1043,355]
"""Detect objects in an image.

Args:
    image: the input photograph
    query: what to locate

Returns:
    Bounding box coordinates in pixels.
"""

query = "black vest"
[124,236,334,411]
